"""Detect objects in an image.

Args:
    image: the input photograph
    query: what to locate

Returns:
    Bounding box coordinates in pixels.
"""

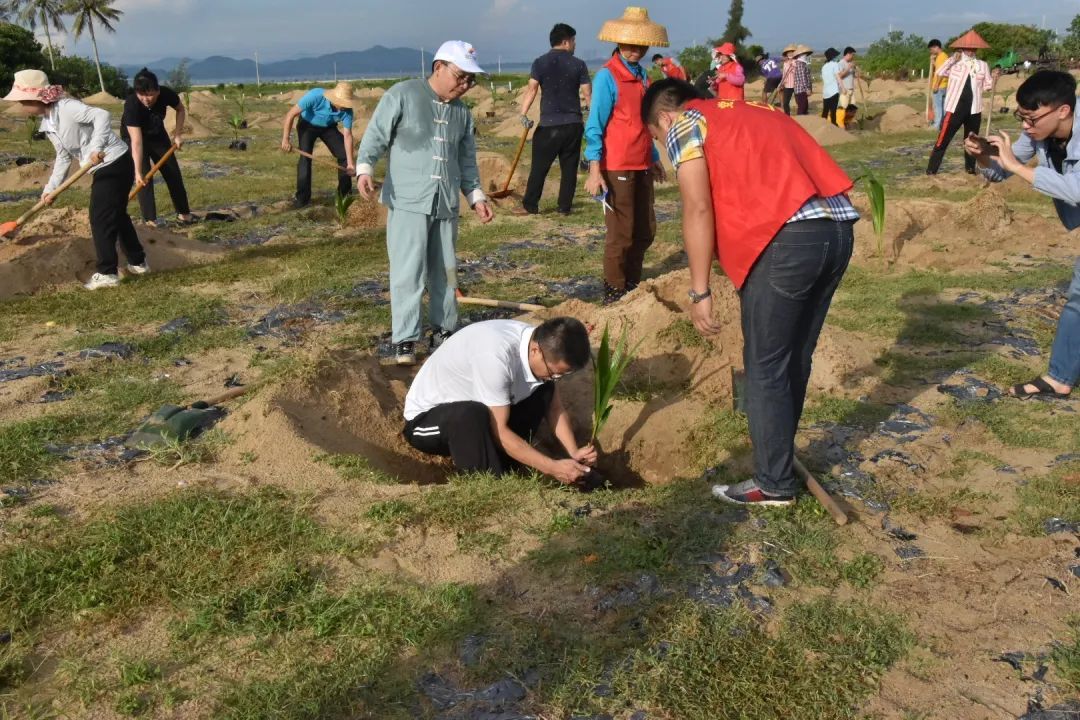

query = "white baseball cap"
[434,40,486,75]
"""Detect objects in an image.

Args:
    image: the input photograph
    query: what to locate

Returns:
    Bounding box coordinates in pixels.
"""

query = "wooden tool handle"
[129,144,178,200]
[793,456,849,526]
[14,159,98,226]
[499,126,530,195]
[201,385,250,407]
[457,295,545,313]
[294,148,349,174]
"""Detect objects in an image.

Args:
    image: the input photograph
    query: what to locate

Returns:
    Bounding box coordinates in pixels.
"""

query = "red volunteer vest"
[601,55,652,171]
[660,58,689,81]
[686,98,853,289]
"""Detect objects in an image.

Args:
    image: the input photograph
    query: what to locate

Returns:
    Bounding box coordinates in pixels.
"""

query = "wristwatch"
[687,287,711,304]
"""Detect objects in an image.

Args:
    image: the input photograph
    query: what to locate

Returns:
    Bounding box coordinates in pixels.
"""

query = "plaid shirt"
[666,109,859,224]
[793,59,812,94]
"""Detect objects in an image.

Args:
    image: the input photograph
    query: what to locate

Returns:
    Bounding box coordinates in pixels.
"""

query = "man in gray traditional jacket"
[357,40,494,366]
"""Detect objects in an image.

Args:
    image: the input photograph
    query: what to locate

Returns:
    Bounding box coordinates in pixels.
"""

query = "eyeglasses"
[1013,107,1058,126]
[538,346,574,381]
[445,65,476,88]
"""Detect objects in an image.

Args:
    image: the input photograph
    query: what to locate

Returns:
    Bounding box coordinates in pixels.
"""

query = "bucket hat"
[3,69,50,102]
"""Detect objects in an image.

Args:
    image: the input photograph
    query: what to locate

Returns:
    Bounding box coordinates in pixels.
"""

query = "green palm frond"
[591,322,641,442]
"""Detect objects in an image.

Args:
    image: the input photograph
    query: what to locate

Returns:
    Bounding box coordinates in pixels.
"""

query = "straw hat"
[598,7,669,48]
[3,69,50,102]
[782,44,797,56]
[794,44,813,57]
[950,29,990,50]
[323,82,359,110]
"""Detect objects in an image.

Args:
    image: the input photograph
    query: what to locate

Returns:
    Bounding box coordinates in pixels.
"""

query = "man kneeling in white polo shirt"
[403,317,598,484]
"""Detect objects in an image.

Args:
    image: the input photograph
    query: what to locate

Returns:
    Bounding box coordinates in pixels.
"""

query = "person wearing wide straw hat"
[780,43,797,114]
[281,80,359,208]
[356,40,493,366]
[926,29,997,175]
[710,42,746,101]
[584,6,669,305]
[4,69,146,291]
[792,45,814,115]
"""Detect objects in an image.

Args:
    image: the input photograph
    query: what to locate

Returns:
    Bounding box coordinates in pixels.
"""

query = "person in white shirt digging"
[403,317,598,485]
[4,69,147,290]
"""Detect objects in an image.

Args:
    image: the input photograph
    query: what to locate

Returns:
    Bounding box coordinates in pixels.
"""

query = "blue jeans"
[932,89,946,130]
[1048,258,1080,387]
[740,219,855,495]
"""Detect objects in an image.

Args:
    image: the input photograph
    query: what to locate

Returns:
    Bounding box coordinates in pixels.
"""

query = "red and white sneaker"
[712,479,796,507]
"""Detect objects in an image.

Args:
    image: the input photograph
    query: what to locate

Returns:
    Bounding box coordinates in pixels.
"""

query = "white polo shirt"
[404,320,546,421]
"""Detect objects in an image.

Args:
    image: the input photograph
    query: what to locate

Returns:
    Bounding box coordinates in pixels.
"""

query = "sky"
[43,0,1080,67]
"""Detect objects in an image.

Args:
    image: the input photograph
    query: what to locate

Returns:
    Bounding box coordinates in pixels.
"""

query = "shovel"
[0,159,99,239]
[292,147,350,174]
[455,288,544,312]
[488,125,529,200]
[126,386,249,450]
[793,457,849,526]
[128,144,178,201]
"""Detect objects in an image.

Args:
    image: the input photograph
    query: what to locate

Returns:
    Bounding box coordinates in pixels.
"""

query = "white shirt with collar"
[40,96,129,195]
[404,320,546,421]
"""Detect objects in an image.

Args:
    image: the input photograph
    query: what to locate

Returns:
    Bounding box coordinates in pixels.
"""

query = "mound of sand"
[275,90,308,104]
[872,103,925,133]
[792,115,855,146]
[346,195,387,230]
[495,104,540,137]
[81,91,121,105]
[266,267,877,487]
[954,186,1014,233]
[0,209,225,298]
[476,151,523,195]
[0,160,95,193]
[864,79,922,103]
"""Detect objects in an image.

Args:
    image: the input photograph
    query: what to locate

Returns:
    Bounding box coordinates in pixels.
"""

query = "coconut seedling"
[24,117,39,152]
[334,190,356,226]
[591,322,641,442]
[856,169,887,259]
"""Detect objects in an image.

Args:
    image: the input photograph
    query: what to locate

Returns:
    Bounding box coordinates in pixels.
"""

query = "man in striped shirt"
[643,79,859,506]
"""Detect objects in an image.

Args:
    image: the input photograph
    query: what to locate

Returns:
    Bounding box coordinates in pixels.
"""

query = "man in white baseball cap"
[356,41,493,366]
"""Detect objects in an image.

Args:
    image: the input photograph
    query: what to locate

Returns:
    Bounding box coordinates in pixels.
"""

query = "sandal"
[1008,376,1071,400]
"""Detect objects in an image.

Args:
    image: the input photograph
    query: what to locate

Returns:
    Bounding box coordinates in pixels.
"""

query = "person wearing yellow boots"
[583,6,669,305]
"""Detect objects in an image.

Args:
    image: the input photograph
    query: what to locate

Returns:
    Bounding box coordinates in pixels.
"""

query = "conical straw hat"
[598,7,669,48]
[950,29,990,50]
[782,44,797,56]
[324,82,359,110]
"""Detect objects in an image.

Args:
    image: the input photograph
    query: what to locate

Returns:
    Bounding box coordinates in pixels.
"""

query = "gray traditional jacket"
[356,79,485,219]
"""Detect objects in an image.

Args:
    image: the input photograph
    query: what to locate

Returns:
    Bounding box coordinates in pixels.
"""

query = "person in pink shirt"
[927,29,998,175]
[710,42,745,101]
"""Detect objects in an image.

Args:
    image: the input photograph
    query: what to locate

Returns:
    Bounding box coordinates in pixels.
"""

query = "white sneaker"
[84,273,120,290]
[126,262,150,276]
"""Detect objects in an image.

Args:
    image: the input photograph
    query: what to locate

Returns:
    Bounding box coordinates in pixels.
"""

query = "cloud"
[491,0,518,17]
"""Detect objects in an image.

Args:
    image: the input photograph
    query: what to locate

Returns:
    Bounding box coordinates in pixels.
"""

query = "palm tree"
[10,0,68,70]
[66,0,121,94]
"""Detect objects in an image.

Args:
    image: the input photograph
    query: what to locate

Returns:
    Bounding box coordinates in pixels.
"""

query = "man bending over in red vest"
[643,79,860,506]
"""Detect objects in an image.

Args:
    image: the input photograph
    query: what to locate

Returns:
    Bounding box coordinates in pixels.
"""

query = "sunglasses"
[1013,107,1058,126]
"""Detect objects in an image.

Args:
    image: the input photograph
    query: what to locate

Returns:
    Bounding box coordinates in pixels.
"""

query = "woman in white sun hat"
[4,69,146,290]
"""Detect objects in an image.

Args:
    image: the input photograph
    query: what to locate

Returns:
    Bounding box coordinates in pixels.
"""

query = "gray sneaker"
[379,341,416,366]
[429,328,453,352]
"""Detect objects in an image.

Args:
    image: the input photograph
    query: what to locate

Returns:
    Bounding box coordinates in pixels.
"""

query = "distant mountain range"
[120,45,537,84]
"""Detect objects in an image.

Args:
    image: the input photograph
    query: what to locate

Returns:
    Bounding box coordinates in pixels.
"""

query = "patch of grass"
[685,407,750,469]
[657,317,711,350]
[117,659,161,687]
[530,480,736,585]
[750,498,844,585]
[609,597,911,720]
[802,396,893,429]
[315,453,400,485]
[614,375,686,402]
[1012,461,1080,536]
[891,487,998,519]
[840,553,885,589]
[0,490,329,662]
[144,429,231,470]
[364,499,418,527]
[1051,615,1080,692]
[941,449,1005,481]
[418,471,541,532]
[943,399,1080,451]
[457,530,511,558]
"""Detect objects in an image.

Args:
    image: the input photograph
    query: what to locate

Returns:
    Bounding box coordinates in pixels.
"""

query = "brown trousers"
[602,168,656,290]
